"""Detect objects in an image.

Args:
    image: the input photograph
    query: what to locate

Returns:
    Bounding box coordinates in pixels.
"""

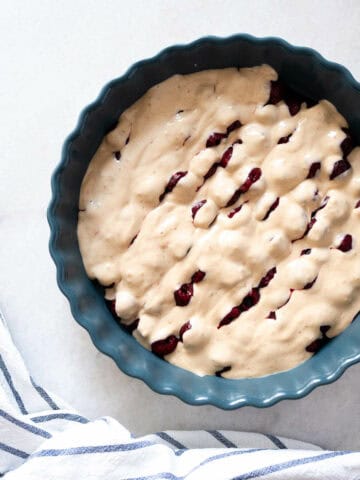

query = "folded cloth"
[0,309,359,479]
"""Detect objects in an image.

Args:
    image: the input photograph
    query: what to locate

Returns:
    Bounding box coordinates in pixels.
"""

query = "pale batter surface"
[78,65,360,378]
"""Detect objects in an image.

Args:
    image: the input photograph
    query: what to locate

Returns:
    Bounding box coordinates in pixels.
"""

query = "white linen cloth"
[0,309,359,479]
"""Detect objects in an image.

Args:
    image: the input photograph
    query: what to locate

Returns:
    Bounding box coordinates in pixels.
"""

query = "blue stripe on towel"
[197,449,264,469]
[174,449,188,457]
[34,440,155,457]
[0,409,51,439]
[127,449,265,480]
[0,353,27,414]
[155,432,186,450]
[231,450,353,479]
[206,430,237,448]
[263,434,287,449]
[0,442,29,459]
[31,413,89,424]
[30,377,59,410]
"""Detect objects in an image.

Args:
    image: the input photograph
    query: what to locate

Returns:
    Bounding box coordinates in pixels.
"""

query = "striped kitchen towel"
[0,309,359,479]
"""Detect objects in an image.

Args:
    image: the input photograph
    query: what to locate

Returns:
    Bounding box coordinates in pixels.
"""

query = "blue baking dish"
[48,34,360,408]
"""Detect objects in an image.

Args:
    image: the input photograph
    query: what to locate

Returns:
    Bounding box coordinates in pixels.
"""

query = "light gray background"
[1,0,360,450]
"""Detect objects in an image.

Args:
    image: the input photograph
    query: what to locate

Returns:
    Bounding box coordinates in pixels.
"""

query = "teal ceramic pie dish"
[48,34,360,409]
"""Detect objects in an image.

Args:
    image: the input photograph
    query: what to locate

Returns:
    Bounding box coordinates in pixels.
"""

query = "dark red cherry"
[179,321,192,341]
[159,171,188,201]
[226,120,242,134]
[303,276,317,290]
[278,134,292,144]
[267,80,286,105]
[228,204,244,218]
[248,167,262,183]
[191,200,207,219]
[191,270,206,283]
[219,146,233,168]
[241,288,260,310]
[306,338,322,353]
[226,191,242,208]
[286,97,302,116]
[329,159,351,180]
[311,196,329,218]
[174,283,194,306]
[204,163,219,180]
[306,217,317,234]
[226,168,262,207]
[262,198,280,221]
[293,217,317,243]
[305,325,331,353]
[337,234,352,252]
[258,267,277,288]
[307,162,321,179]
[218,307,241,328]
[218,281,265,329]
[215,366,232,377]
[151,335,178,357]
[340,128,354,158]
[320,325,331,337]
[267,79,317,115]
[206,132,227,148]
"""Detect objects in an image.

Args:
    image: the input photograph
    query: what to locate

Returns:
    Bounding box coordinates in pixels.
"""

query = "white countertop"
[1,0,360,451]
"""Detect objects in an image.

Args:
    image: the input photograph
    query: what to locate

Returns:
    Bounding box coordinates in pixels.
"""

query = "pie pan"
[48,34,360,408]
